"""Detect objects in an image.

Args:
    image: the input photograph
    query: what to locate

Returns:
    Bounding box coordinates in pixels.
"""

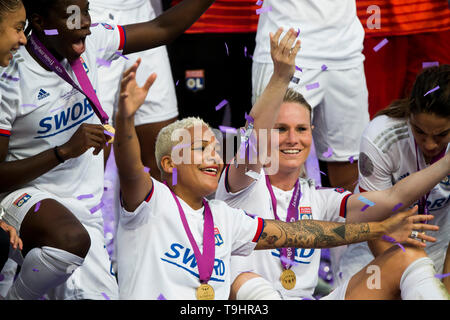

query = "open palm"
[118,58,157,118]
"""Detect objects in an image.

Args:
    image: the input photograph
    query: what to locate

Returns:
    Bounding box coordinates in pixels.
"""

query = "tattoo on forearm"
[257,219,372,249]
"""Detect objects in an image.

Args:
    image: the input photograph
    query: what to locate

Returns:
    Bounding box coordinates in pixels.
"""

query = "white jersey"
[89,0,148,10]
[116,178,264,300]
[215,165,351,299]
[0,23,126,223]
[253,0,365,69]
[352,115,450,272]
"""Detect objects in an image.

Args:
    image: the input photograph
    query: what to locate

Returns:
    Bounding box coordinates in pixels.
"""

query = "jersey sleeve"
[90,23,126,62]
[358,135,395,192]
[0,85,18,137]
[313,187,352,222]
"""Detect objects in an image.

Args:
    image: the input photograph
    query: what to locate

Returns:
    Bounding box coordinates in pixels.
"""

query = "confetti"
[224,42,229,56]
[104,130,115,138]
[172,168,177,186]
[50,105,65,113]
[321,64,328,71]
[422,61,439,68]
[144,167,150,173]
[89,201,105,214]
[296,28,300,37]
[172,143,190,151]
[215,99,229,111]
[157,294,167,300]
[0,274,4,282]
[244,46,248,57]
[256,0,263,5]
[348,156,354,164]
[21,104,38,108]
[280,255,298,268]
[392,203,403,212]
[305,82,320,91]
[360,204,370,212]
[44,29,58,36]
[295,65,303,72]
[219,126,238,134]
[244,112,254,124]
[77,194,94,200]
[175,80,179,86]
[114,51,129,60]
[434,273,450,280]
[32,268,39,272]
[381,235,405,252]
[357,195,375,207]
[34,202,41,213]
[91,23,99,27]
[96,58,112,67]
[373,38,388,52]
[1,73,19,81]
[256,6,272,14]
[322,147,333,158]
[245,170,261,180]
[424,85,440,96]
[101,292,111,300]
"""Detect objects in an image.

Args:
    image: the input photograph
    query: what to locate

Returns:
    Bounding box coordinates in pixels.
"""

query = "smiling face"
[30,0,91,62]
[165,124,224,199]
[0,4,27,67]
[272,101,313,175]
[409,112,450,161]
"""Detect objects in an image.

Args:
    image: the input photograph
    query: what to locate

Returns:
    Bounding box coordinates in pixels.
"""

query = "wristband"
[54,146,65,163]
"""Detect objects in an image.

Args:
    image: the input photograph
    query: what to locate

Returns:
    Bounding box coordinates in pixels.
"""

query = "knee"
[55,224,91,258]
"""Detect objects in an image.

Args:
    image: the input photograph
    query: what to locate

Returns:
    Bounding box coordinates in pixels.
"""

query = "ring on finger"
[410,230,419,239]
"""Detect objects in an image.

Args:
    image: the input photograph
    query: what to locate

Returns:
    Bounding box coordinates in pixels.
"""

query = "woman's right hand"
[58,123,111,160]
[0,219,22,251]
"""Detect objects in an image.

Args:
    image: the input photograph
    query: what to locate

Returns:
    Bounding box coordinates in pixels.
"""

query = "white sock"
[236,277,283,300]
[400,257,450,300]
[6,246,84,300]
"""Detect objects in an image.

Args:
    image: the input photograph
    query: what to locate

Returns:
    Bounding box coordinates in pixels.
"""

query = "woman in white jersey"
[336,65,450,293]
[215,62,450,299]
[113,28,445,300]
[0,0,25,281]
[0,0,219,300]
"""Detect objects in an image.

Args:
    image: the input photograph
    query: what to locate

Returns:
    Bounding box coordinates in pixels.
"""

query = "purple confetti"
[360,204,370,212]
[244,46,248,57]
[172,168,177,186]
[306,82,320,91]
[91,23,99,27]
[392,203,403,212]
[256,6,272,14]
[89,201,105,214]
[224,42,229,56]
[256,0,263,5]
[0,274,4,282]
[114,51,129,60]
[296,28,300,37]
[104,130,115,138]
[34,202,41,213]
[175,80,180,86]
[434,273,450,280]
[295,65,303,72]
[101,292,111,300]
[215,99,229,111]
[50,105,65,113]
[32,268,39,272]
[348,156,354,164]
[424,85,440,96]
[244,112,254,124]
[96,57,112,67]
[422,61,439,69]
[381,235,405,252]
[2,73,19,81]
[77,194,94,200]
[321,64,328,71]
[219,126,238,134]
[319,170,327,176]
[157,293,167,300]
[144,167,150,173]
[322,147,333,158]
[373,38,388,52]
[44,29,58,36]
[280,255,298,267]
[21,104,38,108]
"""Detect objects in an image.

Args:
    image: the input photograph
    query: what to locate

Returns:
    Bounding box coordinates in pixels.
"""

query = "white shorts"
[0,187,118,300]
[252,62,370,162]
[89,2,178,126]
[320,277,350,300]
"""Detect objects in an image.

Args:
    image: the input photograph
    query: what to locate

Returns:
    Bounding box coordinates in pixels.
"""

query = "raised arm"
[255,206,437,250]
[226,28,301,193]
[114,59,156,211]
[122,0,214,54]
[345,152,450,223]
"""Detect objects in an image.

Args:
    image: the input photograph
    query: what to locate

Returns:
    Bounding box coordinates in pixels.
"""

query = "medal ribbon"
[164,182,215,285]
[27,33,109,124]
[265,175,301,270]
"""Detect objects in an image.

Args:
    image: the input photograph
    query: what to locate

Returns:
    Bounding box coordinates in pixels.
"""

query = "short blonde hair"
[155,117,210,173]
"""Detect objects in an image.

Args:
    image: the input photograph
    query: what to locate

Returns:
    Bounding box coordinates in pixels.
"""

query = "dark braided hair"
[375,65,450,119]
[0,0,23,23]
[22,0,62,34]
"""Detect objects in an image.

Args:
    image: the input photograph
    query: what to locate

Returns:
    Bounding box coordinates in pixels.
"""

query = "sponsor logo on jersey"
[185,70,205,92]
[37,89,50,101]
[415,194,450,212]
[13,193,32,208]
[35,97,94,139]
[214,227,224,247]
[101,23,114,30]
[161,243,225,282]
[271,247,315,264]
[439,175,450,191]
[334,187,345,194]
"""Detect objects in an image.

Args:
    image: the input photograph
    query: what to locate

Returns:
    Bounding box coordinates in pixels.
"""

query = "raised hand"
[380,206,439,248]
[118,58,157,119]
[270,27,301,82]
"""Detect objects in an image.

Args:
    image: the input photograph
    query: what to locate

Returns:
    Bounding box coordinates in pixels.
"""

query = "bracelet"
[54,146,65,163]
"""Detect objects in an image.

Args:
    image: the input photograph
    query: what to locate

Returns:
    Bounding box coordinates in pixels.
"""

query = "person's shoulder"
[365,115,409,144]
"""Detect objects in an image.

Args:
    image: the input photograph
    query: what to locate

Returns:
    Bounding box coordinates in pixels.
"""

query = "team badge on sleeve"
[334,187,346,193]
[101,23,114,30]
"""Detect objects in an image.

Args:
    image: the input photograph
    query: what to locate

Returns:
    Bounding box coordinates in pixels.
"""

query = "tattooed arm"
[255,206,436,250]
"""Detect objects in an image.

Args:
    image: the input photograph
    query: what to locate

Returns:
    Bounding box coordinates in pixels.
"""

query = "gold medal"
[280,269,296,290]
[196,283,215,300]
[103,124,115,143]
